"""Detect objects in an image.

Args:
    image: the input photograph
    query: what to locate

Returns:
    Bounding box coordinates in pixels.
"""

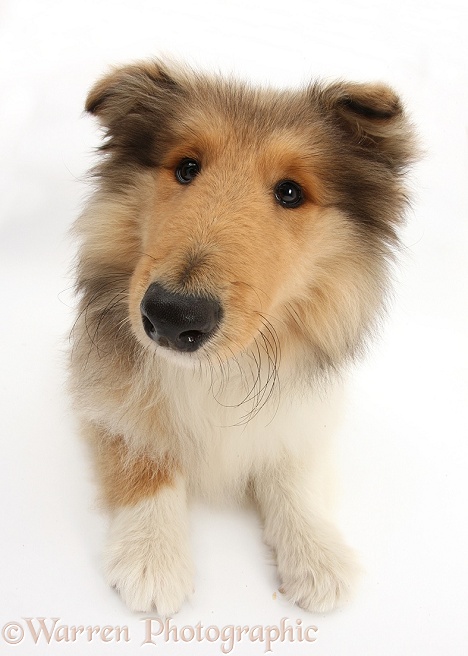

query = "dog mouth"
[140,282,223,354]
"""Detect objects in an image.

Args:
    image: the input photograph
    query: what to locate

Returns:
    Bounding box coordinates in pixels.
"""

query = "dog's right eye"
[274,180,304,208]
[175,158,201,184]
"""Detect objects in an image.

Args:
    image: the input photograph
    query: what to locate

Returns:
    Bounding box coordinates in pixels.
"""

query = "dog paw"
[104,535,193,614]
[103,499,193,614]
[277,540,359,613]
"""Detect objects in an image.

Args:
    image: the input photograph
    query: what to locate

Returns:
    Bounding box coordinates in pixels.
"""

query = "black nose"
[140,283,222,352]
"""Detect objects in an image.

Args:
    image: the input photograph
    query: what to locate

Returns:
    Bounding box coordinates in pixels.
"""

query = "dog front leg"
[85,424,193,614]
[253,462,359,612]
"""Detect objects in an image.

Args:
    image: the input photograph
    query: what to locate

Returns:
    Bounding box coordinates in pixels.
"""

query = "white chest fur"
[154,355,341,506]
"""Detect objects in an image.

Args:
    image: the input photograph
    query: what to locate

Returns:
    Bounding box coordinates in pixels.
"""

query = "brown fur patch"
[85,426,176,509]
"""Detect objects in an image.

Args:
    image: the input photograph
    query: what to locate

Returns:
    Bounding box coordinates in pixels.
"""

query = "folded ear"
[318,82,416,170]
[85,62,180,118]
[85,61,182,166]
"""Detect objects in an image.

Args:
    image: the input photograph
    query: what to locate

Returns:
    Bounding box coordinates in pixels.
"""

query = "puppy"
[70,60,415,614]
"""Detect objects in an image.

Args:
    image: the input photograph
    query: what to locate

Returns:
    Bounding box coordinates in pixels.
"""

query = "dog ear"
[318,82,415,170]
[85,61,180,121]
[85,62,182,166]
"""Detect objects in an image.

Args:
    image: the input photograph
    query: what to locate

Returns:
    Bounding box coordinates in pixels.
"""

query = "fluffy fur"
[70,59,416,614]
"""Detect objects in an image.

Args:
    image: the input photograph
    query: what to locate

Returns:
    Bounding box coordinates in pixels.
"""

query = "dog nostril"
[142,314,155,337]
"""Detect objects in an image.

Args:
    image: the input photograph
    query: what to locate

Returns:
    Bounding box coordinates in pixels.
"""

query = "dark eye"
[274,180,304,208]
[175,158,200,184]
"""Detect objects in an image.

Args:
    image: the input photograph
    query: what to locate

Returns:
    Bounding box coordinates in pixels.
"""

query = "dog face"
[79,61,415,372]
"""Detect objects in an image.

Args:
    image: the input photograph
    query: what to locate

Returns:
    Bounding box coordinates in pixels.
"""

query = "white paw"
[277,538,359,613]
[104,497,193,614]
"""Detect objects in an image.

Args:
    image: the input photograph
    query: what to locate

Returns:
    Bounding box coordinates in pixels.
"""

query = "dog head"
[78,60,415,372]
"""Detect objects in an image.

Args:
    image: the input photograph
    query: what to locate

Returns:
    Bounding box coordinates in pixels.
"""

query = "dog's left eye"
[274,180,304,208]
[175,158,201,184]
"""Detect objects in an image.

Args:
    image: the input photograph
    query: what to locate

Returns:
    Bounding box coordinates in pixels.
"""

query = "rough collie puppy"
[70,59,415,615]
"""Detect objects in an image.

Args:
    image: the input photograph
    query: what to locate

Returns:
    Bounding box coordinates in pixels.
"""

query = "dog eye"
[175,158,201,184]
[274,180,304,208]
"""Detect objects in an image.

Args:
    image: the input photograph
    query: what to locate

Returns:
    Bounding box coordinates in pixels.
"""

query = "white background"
[1,0,467,654]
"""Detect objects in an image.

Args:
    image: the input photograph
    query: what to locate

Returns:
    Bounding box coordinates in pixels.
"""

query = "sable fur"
[70,59,416,614]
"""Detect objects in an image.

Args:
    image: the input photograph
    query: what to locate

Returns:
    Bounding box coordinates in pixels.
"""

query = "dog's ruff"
[70,59,416,614]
